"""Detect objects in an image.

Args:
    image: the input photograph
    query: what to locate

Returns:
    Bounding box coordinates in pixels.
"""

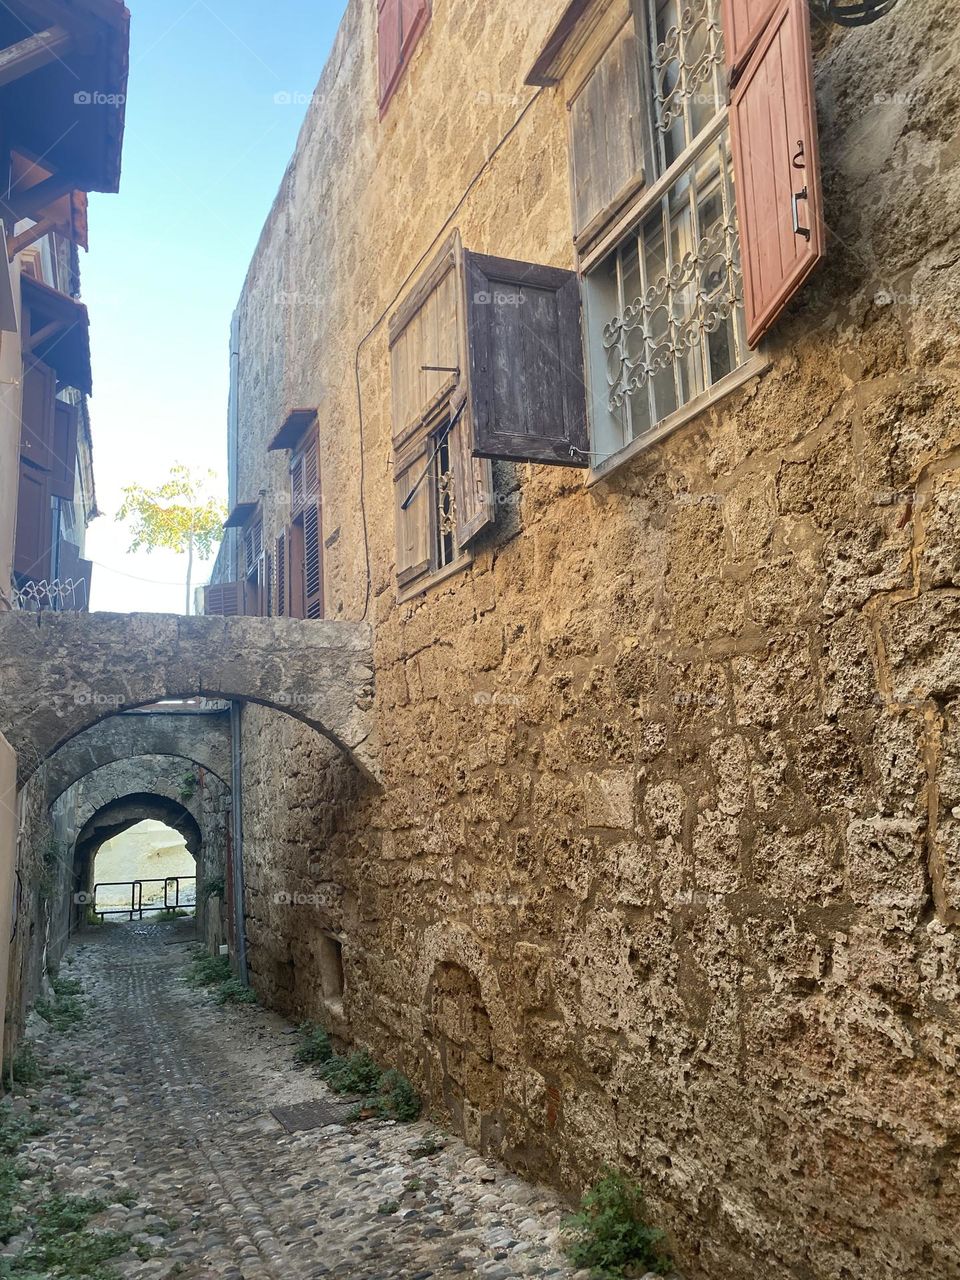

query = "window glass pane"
[648,0,725,171]
[589,126,744,454]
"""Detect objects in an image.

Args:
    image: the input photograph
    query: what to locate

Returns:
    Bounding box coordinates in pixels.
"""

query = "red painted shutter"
[729,0,825,347]
[378,0,402,105]
[20,360,56,472]
[275,529,287,616]
[401,0,428,54]
[14,458,51,580]
[722,0,781,73]
[302,499,324,619]
[203,581,244,616]
[464,252,589,467]
[50,399,79,500]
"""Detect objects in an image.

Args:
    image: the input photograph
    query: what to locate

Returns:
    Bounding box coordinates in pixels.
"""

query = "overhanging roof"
[268,408,317,452]
[223,500,259,530]
[21,274,91,395]
[0,0,130,195]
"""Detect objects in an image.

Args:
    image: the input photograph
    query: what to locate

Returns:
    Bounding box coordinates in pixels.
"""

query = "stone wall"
[230,2,960,1277]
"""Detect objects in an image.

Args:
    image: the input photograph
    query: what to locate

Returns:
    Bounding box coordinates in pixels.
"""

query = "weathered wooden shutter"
[290,434,319,520]
[203,582,244,616]
[19,360,56,472]
[302,500,324,619]
[49,399,78,501]
[14,458,51,579]
[394,438,432,590]
[275,529,288,616]
[378,0,402,104]
[464,252,589,467]
[729,0,824,346]
[569,12,646,244]
[449,398,493,549]
[722,0,782,73]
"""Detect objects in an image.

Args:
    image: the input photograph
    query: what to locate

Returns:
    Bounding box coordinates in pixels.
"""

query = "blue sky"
[83,0,348,613]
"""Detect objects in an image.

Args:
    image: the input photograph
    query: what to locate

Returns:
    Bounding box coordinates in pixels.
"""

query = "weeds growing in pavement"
[318,1050,421,1122]
[154,908,190,922]
[294,1022,333,1066]
[318,1049,382,1095]
[214,978,258,1006]
[184,952,232,987]
[564,1168,672,1278]
[367,1069,421,1122]
[34,975,85,1031]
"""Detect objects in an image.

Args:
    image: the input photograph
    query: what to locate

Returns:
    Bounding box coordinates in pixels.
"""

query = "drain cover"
[270,1098,357,1133]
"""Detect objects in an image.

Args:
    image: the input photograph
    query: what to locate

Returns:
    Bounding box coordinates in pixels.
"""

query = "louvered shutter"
[203,582,244,616]
[729,0,825,346]
[378,0,402,105]
[570,12,646,244]
[464,252,589,467]
[14,458,51,579]
[394,438,432,590]
[275,529,288,616]
[302,500,324,619]
[20,360,56,472]
[722,0,781,73]
[49,399,79,501]
[449,397,493,549]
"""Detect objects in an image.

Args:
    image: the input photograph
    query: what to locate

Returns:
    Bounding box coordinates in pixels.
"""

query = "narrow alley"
[16,924,578,1280]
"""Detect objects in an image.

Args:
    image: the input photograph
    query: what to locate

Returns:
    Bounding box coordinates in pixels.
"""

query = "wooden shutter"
[50,399,78,501]
[302,500,324,619]
[203,582,244,616]
[464,252,589,467]
[290,432,319,519]
[569,12,646,244]
[13,458,51,579]
[275,529,288,617]
[722,0,782,74]
[401,0,428,53]
[729,0,824,347]
[394,438,432,590]
[19,360,56,472]
[449,397,494,549]
[378,0,402,105]
[76,558,93,610]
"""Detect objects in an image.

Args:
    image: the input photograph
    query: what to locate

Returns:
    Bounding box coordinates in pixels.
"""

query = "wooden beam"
[2,172,80,220]
[23,318,60,352]
[6,215,54,259]
[0,25,71,87]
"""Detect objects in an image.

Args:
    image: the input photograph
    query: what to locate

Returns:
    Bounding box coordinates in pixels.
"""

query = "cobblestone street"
[20,923,579,1280]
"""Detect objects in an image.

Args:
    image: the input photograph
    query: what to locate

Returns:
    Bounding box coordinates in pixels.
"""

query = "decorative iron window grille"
[432,423,458,570]
[599,129,746,442]
[648,0,726,169]
[13,576,89,612]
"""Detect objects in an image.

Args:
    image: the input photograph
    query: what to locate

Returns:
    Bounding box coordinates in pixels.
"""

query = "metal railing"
[13,576,89,612]
[91,876,196,922]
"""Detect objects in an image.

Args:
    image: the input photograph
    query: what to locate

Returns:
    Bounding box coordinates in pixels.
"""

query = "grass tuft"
[564,1168,672,1278]
[293,1023,333,1066]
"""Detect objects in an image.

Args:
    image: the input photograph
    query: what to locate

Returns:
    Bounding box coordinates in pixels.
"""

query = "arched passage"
[0,613,377,785]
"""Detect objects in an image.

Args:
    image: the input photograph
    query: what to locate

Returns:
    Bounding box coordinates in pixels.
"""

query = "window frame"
[567,0,768,482]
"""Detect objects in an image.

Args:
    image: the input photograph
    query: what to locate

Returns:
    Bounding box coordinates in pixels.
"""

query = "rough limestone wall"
[232,1,960,1277]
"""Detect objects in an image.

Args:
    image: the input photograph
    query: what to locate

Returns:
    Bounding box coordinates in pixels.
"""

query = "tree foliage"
[116,464,225,560]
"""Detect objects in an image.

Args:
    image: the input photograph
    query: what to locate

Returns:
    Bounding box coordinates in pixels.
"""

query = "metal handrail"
[91,876,197,922]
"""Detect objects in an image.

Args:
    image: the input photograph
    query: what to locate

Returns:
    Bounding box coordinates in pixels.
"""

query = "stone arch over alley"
[44,705,231,807]
[0,612,377,784]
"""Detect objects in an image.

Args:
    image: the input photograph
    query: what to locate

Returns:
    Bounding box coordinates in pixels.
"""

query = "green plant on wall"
[564,1169,672,1278]
[37,836,65,904]
[179,773,197,802]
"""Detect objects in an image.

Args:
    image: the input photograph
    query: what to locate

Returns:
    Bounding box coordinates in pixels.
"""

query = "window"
[319,934,345,1004]
[242,514,269,617]
[276,426,323,619]
[528,0,824,475]
[378,0,431,116]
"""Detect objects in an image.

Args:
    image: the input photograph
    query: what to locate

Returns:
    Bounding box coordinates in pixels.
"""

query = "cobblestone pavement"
[22,922,583,1280]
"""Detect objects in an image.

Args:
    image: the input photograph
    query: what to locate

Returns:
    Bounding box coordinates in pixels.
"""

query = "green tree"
[116,465,226,615]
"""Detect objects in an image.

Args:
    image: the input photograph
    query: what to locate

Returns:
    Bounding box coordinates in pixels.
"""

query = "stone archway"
[0,613,376,784]
[44,707,231,808]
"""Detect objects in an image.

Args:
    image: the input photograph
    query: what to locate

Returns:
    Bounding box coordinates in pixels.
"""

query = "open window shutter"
[302,499,324,619]
[449,397,494,548]
[464,252,589,467]
[19,360,56,472]
[275,529,288,616]
[49,399,78,500]
[729,0,824,347]
[203,581,244,616]
[722,0,781,73]
[14,458,51,579]
[394,439,432,590]
[378,0,402,104]
[401,0,428,53]
[570,12,646,244]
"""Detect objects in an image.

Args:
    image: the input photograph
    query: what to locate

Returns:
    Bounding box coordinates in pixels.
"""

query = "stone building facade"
[217,1,960,1276]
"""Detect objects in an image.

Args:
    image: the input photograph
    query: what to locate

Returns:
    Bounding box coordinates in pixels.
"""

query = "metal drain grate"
[270,1098,358,1133]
